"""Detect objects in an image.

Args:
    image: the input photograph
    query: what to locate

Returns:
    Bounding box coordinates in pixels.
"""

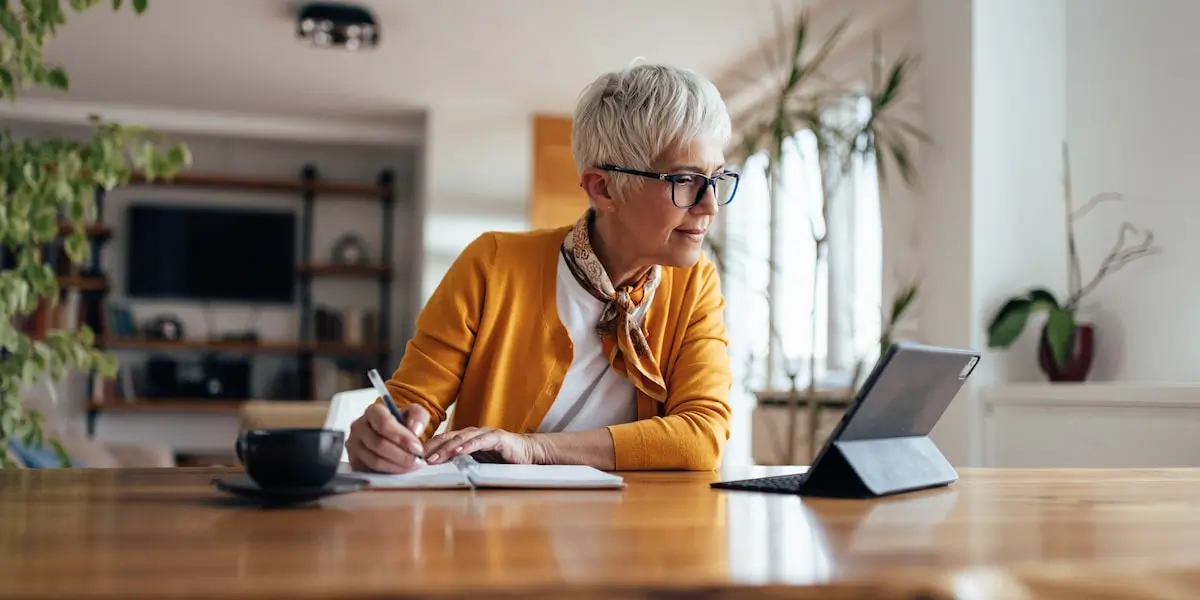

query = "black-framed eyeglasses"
[600,165,740,209]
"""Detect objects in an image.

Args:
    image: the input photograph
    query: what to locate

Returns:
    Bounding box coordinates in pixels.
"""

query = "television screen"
[125,204,297,303]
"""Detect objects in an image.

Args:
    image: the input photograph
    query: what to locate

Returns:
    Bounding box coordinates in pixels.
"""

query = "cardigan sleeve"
[606,259,734,470]
[384,233,496,439]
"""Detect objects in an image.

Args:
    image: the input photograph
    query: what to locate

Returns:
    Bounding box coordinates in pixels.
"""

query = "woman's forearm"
[528,428,616,470]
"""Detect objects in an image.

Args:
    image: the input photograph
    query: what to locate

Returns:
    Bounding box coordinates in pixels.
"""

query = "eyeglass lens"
[672,174,738,208]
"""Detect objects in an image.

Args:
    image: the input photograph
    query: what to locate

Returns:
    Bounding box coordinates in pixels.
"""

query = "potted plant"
[1,0,190,467]
[718,12,928,464]
[986,143,1159,381]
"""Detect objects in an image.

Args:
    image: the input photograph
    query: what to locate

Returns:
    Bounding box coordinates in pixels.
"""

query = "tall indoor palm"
[720,9,927,464]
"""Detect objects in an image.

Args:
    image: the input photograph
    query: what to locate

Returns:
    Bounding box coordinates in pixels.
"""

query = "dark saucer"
[212,474,367,506]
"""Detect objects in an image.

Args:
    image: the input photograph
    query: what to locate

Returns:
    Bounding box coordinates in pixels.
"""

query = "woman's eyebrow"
[668,164,724,174]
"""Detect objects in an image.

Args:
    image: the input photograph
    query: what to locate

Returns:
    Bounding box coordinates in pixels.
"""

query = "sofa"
[12,388,174,469]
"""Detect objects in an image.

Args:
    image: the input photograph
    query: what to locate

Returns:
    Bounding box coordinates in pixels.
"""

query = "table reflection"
[241,476,734,589]
[11,466,1200,598]
[723,482,960,585]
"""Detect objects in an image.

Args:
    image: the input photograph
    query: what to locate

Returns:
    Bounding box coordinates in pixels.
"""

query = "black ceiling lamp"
[296,2,380,51]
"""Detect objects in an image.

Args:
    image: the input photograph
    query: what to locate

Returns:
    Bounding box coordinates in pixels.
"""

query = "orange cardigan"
[384,225,733,471]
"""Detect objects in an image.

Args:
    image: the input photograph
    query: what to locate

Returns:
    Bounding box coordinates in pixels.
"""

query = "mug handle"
[235,431,249,464]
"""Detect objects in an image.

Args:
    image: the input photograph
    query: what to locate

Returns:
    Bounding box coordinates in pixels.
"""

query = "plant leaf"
[46,66,68,90]
[51,439,71,468]
[889,282,918,323]
[1044,307,1077,368]
[1026,288,1060,311]
[0,10,20,39]
[987,298,1031,348]
[0,0,180,474]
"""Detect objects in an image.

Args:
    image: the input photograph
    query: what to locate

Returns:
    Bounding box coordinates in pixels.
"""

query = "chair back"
[323,388,380,463]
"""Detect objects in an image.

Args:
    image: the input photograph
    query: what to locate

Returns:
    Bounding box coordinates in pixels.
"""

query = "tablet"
[711,342,980,498]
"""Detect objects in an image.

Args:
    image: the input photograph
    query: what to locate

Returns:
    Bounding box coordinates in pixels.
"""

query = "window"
[717,98,882,397]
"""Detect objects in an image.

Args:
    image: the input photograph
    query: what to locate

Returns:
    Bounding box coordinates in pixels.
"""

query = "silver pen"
[366,368,426,461]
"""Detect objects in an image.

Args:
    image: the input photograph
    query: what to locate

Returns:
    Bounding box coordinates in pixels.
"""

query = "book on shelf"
[105,304,137,338]
[314,306,378,346]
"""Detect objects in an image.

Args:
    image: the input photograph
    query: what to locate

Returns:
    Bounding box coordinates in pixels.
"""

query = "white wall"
[1064,0,1198,382]
[964,0,1068,469]
[915,0,1068,465]
[912,0,1200,466]
[420,101,533,302]
[971,0,1067,383]
[915,0,976,464]
[967,0,1200,470]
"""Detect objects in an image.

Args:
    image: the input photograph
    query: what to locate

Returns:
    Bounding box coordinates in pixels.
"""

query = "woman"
[346,63,739,473]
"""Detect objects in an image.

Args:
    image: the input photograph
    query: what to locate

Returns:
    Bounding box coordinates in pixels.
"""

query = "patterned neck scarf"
[560,210,667,402]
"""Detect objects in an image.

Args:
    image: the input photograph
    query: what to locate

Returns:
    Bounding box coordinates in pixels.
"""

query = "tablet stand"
[797,435,958,499]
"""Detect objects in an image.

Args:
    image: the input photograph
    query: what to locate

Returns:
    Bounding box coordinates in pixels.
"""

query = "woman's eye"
[673,175,698,185]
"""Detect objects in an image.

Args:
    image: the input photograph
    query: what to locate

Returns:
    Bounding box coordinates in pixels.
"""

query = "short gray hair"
[572,63,731,194]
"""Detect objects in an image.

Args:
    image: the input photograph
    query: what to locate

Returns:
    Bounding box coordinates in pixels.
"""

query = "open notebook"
[347,455,625,490]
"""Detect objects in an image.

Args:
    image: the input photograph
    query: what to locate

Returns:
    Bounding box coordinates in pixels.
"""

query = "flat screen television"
[125,204,296,303]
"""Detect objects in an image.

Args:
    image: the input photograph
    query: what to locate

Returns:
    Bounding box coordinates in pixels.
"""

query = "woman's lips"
[675,228,706,242]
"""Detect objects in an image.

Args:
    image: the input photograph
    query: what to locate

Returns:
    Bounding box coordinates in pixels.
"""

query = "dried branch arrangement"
[987,142,1161,369]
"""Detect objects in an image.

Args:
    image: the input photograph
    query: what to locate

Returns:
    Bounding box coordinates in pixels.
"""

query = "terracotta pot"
[1037,322,1095,382]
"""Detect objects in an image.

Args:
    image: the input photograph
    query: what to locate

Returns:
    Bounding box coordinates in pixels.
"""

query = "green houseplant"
[715,10,928,464]
[986,143,1159,381]
[1,0,190,467]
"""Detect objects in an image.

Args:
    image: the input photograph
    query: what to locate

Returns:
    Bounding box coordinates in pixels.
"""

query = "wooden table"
[4,466,1200,599]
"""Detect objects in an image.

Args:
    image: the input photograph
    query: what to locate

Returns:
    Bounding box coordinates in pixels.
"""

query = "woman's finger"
[365,403,425,458]
[451,430,503,458]
[424,429,469,454]
[350,433,410,474]
[442,429,494,458]
[424,430,470,462]
[399,403,430,436]
[425,428,484,463]
[358,418,419,468]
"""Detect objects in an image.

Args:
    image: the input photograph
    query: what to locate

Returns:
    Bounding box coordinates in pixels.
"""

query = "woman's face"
[593,135,725,269]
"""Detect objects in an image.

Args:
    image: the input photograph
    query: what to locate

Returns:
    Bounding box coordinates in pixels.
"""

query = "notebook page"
[466,464,624,489]
[349,462,471,489]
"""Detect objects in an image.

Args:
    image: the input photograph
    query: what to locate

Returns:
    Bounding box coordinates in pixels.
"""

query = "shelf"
[57,275,107,292]
[89,398,325,415]
[300,341,390,356]
[79,163,397,435]
[129,170,388,199]
[297,262,392,278]
[90,398,252,414]
[101,337,388,356]
[57,221,112,239]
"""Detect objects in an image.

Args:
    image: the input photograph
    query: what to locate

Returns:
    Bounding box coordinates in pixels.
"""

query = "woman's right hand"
[346,402,431,474]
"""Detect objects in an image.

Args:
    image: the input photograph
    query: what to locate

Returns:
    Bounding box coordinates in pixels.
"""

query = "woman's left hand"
[423,427,540,465]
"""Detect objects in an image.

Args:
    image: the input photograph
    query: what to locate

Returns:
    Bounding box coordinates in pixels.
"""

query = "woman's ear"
[580,168,618,213]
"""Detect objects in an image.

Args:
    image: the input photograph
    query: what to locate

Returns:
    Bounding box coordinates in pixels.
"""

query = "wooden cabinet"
[530,115,589,229]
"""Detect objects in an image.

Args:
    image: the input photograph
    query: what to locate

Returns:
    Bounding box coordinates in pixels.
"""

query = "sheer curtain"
[718,99,882,398]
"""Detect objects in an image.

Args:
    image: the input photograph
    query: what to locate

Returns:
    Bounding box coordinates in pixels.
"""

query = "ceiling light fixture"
[296,2,379,51]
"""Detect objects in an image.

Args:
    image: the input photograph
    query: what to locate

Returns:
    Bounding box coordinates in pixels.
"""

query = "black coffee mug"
[235,428,345,490]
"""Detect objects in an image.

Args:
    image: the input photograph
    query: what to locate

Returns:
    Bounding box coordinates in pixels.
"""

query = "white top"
[536,253,639,433]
